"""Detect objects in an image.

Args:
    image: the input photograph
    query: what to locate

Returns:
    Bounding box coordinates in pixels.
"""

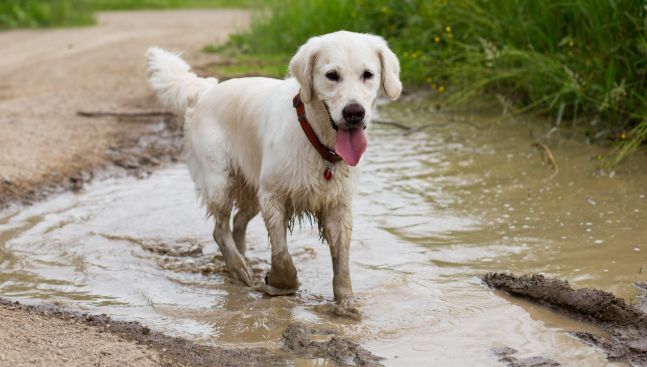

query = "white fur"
[146,47,218,116]
[146,31,401,302]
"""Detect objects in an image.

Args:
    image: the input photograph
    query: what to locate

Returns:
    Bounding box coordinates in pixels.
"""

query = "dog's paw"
[314,296,362,320]
[225,253,257,287]
[254,283,298,296]
[334,296,362,320]
[251,271,298,296]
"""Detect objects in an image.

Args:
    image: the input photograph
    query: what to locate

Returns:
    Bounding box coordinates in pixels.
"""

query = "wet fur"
[146,31,401,302]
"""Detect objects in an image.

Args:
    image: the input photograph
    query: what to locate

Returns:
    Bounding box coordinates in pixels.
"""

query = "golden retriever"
[146,31,401,308]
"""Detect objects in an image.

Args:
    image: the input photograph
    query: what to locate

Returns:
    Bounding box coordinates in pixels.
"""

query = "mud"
[0,114,182,209]
[282,324,383,367]
[482,273,647,366]
[95,233,204,257]
[637,283,647,312]
[1,298,378,366]
[492,346,560,367]
[0,298,282,366]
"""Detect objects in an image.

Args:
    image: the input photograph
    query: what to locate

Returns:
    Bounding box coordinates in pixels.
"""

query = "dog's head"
[289,31,402,166]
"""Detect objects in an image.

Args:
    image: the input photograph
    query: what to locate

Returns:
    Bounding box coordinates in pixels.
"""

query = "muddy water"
[1,102,645,366]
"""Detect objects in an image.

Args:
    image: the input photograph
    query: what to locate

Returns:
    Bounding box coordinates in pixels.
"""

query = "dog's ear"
[289,38,319,103]
[372,36,402,101]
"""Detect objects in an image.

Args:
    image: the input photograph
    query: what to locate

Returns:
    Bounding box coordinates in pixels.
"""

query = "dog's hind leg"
[209,198,257,287]
[260,192,298,292]
[232,184,260,256]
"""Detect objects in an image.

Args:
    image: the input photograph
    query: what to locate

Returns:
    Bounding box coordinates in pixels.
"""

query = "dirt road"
[0,9,248,207]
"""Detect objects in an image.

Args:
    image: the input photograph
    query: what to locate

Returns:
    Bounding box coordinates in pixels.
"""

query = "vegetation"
[219,0,647,162]
[0,0,248,29]
[3,0,645,161]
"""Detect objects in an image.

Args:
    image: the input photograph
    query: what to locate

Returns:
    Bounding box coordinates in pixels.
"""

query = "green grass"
[0,0,249,29]
[214,0,647,162]
[201,42,289,78]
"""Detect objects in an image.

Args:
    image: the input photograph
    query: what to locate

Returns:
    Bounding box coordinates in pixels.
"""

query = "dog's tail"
[145,47,217,117]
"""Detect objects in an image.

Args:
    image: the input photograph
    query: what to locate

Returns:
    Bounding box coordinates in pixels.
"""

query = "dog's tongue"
[335,128,367,166]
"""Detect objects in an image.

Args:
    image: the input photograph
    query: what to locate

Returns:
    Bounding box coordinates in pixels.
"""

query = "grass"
[4,0,645,162]
[0,0,249,29]
[212,0,647,163]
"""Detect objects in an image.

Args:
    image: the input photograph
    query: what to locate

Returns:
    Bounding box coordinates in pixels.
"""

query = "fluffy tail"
[145,47,217,117]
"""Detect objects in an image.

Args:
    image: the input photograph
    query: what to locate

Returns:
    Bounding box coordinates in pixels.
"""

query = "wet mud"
[1,298,378,367]
[482,273,647,366]
[0,114,182,210]
[282,324,384,367]
[492,346,560,367]
[636,282,647,312]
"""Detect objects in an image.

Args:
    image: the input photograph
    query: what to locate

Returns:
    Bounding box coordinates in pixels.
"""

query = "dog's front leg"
[322,203,354,302]
[261,193,299,292]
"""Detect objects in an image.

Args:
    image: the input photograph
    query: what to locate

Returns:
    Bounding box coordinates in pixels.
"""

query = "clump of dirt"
[281,324,383,367]
[481,273,647,366]
[636,282,647,312]
[94,233,204,257]
[492,346,560,367]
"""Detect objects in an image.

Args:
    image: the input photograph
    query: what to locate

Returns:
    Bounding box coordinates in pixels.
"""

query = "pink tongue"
[335,128,368,166]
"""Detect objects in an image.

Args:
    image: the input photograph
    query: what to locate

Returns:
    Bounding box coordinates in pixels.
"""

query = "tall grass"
[224,0,647,161]
[0,0,94,28]
[0,0,249,29]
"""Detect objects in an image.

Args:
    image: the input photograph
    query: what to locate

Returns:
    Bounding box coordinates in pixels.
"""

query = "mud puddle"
[1,101,646,366]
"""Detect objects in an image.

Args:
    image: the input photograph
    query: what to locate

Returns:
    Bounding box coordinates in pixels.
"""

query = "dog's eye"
[325,71,339,82]
[362,70,374,80]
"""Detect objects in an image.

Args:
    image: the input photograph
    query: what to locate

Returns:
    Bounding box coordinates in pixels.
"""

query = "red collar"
[293,93,342,164]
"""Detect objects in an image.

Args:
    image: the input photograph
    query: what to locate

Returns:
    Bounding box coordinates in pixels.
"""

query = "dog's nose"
[342,103,365,125]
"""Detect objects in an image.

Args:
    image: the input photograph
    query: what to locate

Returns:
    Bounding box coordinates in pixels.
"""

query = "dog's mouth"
[323,102,367,167]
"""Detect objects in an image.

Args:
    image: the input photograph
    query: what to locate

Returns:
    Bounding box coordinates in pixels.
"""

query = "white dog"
[146,31,401,305]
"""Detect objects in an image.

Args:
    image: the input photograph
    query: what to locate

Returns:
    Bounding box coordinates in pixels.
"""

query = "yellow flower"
[431,83,437,89]
[438,85,445,93]
[445,26,452,33]
[434,36,441,43]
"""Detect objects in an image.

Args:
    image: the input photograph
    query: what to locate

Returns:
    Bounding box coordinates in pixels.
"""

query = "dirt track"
[0,10,248,207]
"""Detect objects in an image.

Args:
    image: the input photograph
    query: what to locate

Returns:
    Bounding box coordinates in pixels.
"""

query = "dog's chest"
[285,160,354,213]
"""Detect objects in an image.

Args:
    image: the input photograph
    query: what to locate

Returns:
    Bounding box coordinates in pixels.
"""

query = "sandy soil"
[0,302,160,367]
[0,9,249,207]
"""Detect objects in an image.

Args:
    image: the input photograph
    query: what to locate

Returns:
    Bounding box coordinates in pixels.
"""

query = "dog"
[146,31,401,306]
